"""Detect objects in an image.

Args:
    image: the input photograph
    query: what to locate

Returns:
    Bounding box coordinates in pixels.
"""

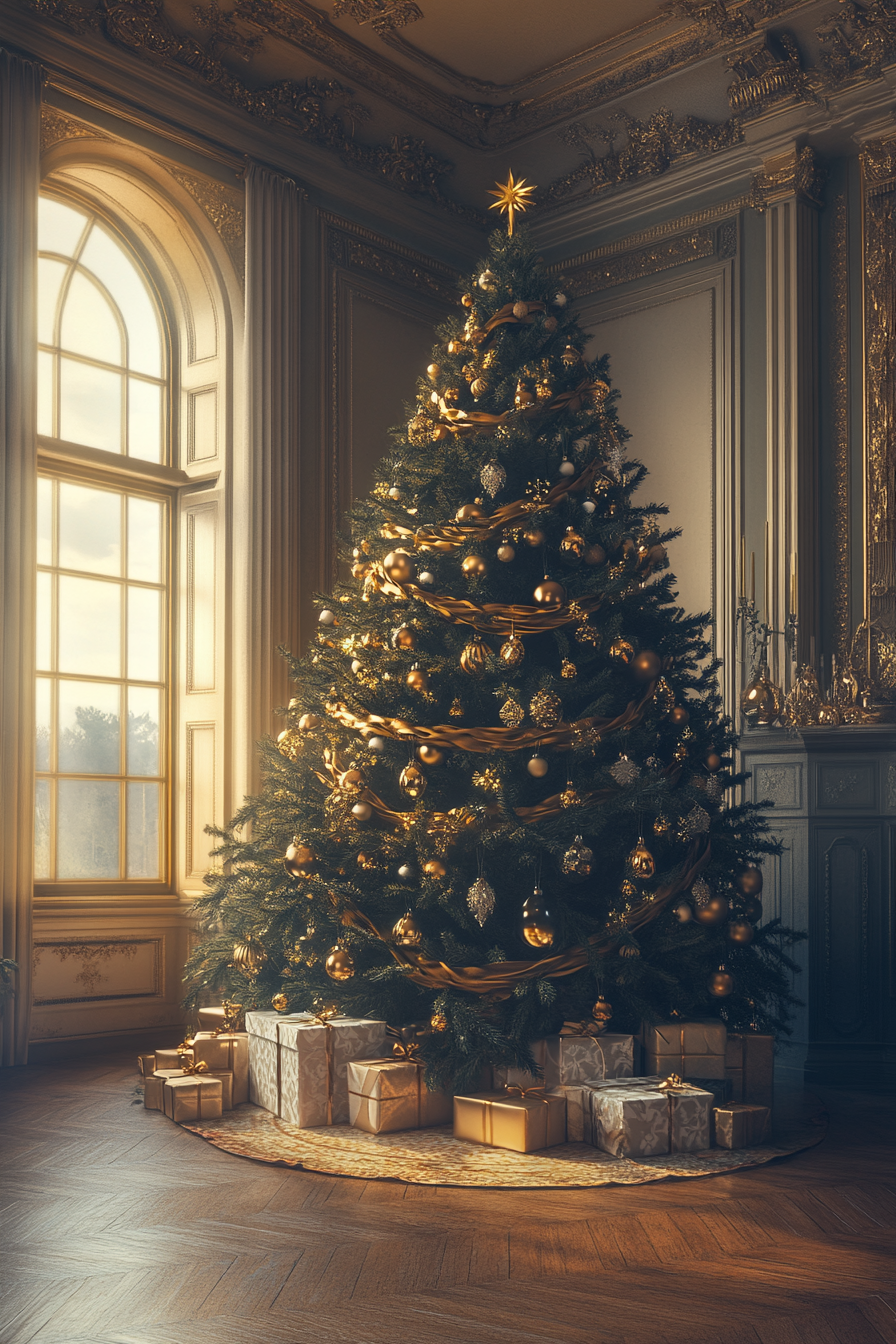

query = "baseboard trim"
[27,1023,190,1064]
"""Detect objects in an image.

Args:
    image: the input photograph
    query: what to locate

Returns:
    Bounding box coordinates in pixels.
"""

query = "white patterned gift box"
[588,1076,713,1157]
[493,1032,635,1091]
[246,1011,387,1127]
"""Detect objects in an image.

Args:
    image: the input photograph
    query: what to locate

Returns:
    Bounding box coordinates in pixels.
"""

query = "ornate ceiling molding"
[322,210,457,303]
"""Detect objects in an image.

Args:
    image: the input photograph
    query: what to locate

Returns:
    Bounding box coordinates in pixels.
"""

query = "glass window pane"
[35,780,51,880]
[38,257,68,345]
[36,677,52,772]
[37,477,53,567]
[80,224,161,378]
[60,270,123,366]
[127,686,160,776]
[57,779,119,879]
[127,781,160,879]
[38,197,88,258]
[127,379,162,463]
[58,680,120,775]
[127,496,162,583]
[36,571,52,671]
[58,575,120,677]
[58,481,121,577]
[59,358,122,453]
[127,586,160,682]
[38,350,54,438]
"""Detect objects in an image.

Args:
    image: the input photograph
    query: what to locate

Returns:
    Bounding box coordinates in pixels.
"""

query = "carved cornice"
[748,145,826,209]
[40,104,111,151]
[322,210,456,303]
[559,217,738,297]
[168,165,246,283]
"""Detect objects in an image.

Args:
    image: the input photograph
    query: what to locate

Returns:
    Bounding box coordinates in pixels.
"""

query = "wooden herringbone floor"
[0,1052,894,1344]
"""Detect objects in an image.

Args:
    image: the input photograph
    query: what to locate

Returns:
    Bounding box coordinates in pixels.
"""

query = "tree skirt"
[182,1092,826,1188]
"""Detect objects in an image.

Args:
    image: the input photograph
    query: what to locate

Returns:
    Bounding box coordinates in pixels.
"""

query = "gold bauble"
[499,634,525,669]
[497,543,516,562]
[471,378,487,398]
[407,664,430,693]
[527,753,549,777]
[560,658,577,679]
[669,705,690,727]
[462,293,474,307]
[529,689,563,729]
[447,338,464,354]
[383,550,414,583]
[417,743,445,766]
[284,842,316,879]
[708,965,734,997]
[609,639,634,664]
[423,858,447,879]
[628,836,656,880]
[233,940,265,975]
[727,918,755,945]
[298,712,322,731]
[392,625,417,649]
[533,578,566,609]
[632,650,662,682]
[499,697,525,726]
[695,895,730,926]
[736,867,763,898]
[271,993,289,1012]
[426,362,440,379]
[461,554,488,577]
[561,344,580,366]
[673,900,693,922]
[338,768,364,796]
[515,381,535,407]
[584,544,606,566]
[706,751,722,772]
[393,912,423,946]
[521,890,555,948]
[592,995,613,1028]
[325,946,355,981]
[430,1011,448,1031]
[741,660,783,725]
[460,635,489,677]
[455,503,487,524]
[523,527,546,548]
[561,834,593,880]
[560,527,586,560]
[399,763,428,799]
[277,728,303,760]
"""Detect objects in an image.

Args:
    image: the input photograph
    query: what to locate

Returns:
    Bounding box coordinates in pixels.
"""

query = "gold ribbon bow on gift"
[212,1000,243,1036]
[503,1083,549,1103]
[309,1004,340,1025]
[176,1035,195,1055]
[386,1025,425,1061]
[178,1059,209,1077]
[658,1073,692,1093]
[560,1019,606,1038]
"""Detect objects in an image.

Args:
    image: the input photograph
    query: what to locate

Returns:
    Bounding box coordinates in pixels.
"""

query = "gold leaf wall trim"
[30,0,477,221]
[831,192,851,654]
[168,164,246,283]
[561,219,737,298]
[324,212,457,304]
[40,104,111,151]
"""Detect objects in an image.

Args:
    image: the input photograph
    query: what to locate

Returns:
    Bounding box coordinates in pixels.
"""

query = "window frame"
[34,189,182,900]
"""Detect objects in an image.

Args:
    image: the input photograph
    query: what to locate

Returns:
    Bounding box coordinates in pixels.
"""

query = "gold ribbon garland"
[466,299,546,346]
[360,569,605,635]
[436,377,610,437]
[325,683,655,755]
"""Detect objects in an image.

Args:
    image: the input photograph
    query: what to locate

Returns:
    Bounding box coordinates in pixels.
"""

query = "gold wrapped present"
[143,1068,183,1111]
[163,1073,223,1122]
[347,1058,452,1134]
[137,1053,155,1078]
[454,1087,566,1153]
[190,1032,249,1104]
[589,1076,713,1157]
[154,1046,193,1071]
[494,1032,635,1090]
[641,1019,726,1080]
[713,1102,771,1148]
[725,1032,774,1107]
[197,1001,243,1034]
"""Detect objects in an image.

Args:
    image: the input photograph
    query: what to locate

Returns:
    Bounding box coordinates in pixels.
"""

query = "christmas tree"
[185,180,802,1092]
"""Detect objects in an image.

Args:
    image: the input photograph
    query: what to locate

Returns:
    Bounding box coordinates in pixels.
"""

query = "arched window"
[35,194,170,887]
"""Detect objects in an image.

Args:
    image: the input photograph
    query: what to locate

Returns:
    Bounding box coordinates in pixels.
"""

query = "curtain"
[243,164,303,781]
[0,49,40,1066]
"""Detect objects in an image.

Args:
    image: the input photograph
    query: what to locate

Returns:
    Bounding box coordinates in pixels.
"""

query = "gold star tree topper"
[488,170,536,236]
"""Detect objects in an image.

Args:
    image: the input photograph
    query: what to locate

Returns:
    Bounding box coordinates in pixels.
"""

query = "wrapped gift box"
[145,1066,233,1111]
[197,1002,243,1034]
[684,1076,733,1106]
[550,1085,594,1144]
[246,1011,387,1127]
[589,1077,713,1157]
[190,1032,249,1104]
[454,1089,566,1153]
[713,1102,771,1148]
[494,1032,635,1091]
[137,1053,156,1078]
[641,1020,726,1080]
[347,1058,452,1134]
[163,1073,223,1122]
[153,1046,192,1072]
[725,1032,774,1107]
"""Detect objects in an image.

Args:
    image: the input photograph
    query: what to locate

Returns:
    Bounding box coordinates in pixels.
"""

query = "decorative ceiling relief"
[332,0,423,35]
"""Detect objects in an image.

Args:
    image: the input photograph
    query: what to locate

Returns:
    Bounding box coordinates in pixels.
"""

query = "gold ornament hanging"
[449,697,464,717]
[399,762,428,799]
[480,459,506,498]
[276,728,303,760]
[726,918,754,945]
[515,381,535,408]
[325,945,355,981]
[608,639,634,664]
[560,785,582,808]
[456,503,487,523]
[423,858,447,879]
[461,554,488,578]
[708,964,734,997]
[467,876,496,926]
[271,993,289,1012]
[561,834,593,880]
[393,912,423,946]
[741,657,783,725]
[533,577,566,609]
[560,527,586,561]
[407,664,430,694]
[736,866,763,897]
[392,625,417,650]
[560,658,577,679]
[529,689,562,728]
[499,633,525,669]
[338,768,364,796]
[497,542,516,562]
[499,697,525,727]
[460,634,489,677]
[620,879,637,899]
[654,815,671,836]
[383,550,414,583]
[233,940,265,976]
[632,650,662,681]
[628,836,656,880]
[521,887,555,948]
[284,841,316,880]
[430,1011,448,1031]
[592,995,613,1030]
[417,743,445,766]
